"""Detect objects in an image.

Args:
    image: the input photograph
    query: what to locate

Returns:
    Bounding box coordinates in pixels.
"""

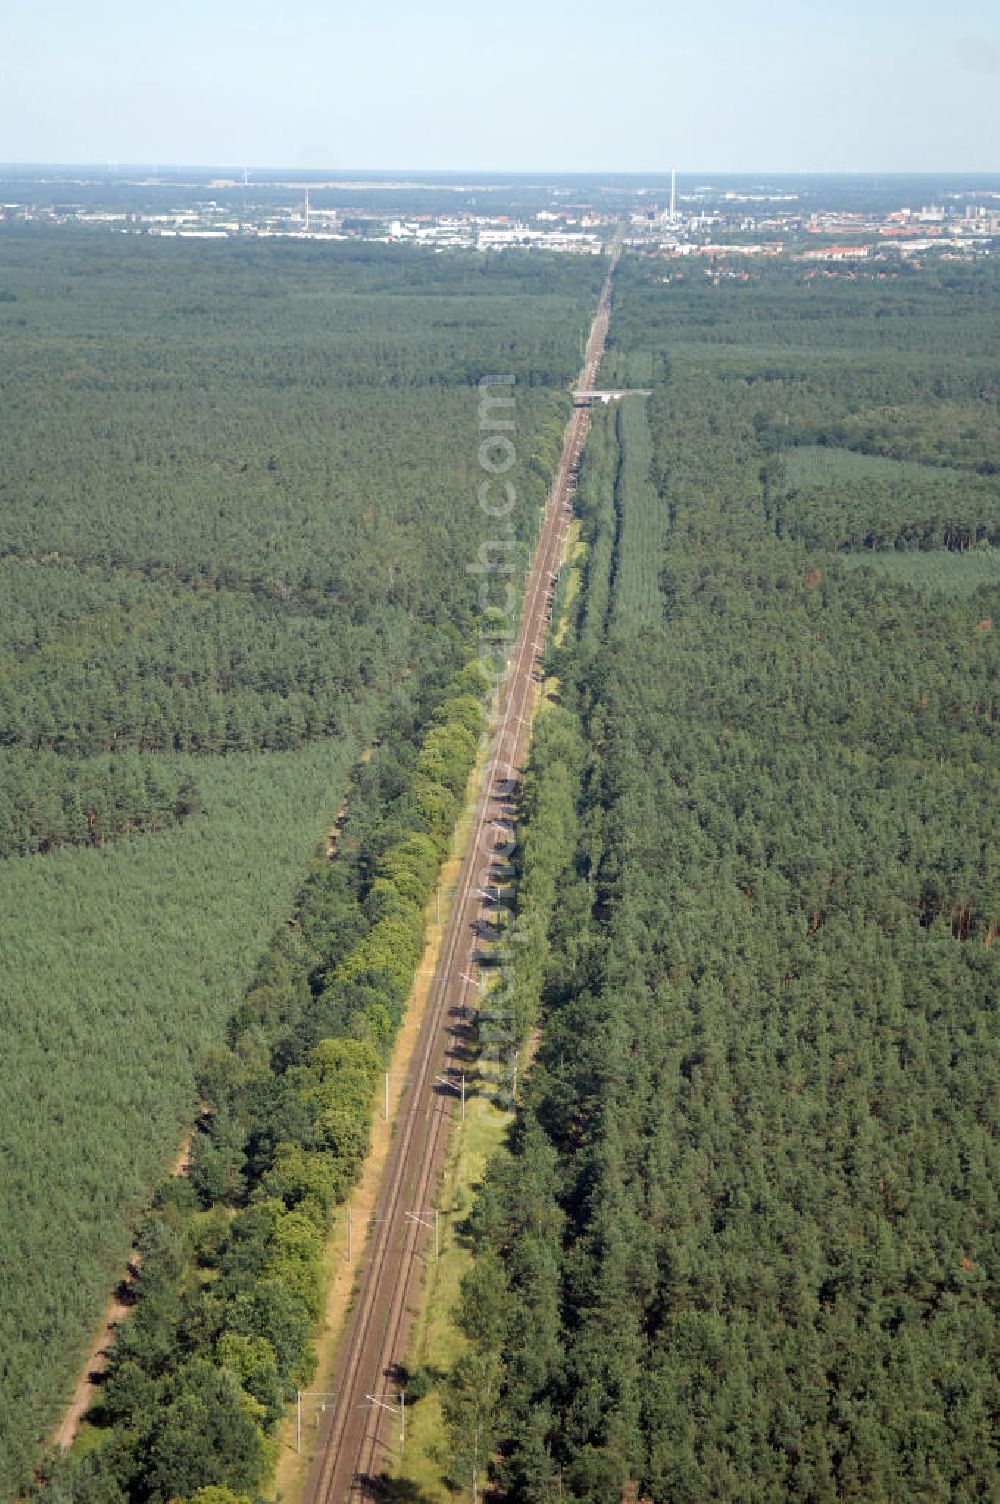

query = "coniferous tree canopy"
[0,231,601,1499]
[461,255,1000,1503]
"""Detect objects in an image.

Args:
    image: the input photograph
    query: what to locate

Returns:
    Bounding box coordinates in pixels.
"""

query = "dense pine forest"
[7,227,1000,1504]
[0,229,603,1498]
[454,257,1000,1501]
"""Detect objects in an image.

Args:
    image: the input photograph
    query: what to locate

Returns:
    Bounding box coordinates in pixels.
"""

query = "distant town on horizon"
[3,165,1000,267]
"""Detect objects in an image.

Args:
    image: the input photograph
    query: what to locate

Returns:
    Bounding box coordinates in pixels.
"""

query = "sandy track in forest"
[51,1137,192,1451]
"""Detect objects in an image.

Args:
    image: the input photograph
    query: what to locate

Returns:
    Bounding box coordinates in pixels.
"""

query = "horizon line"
[3,163,1000,180]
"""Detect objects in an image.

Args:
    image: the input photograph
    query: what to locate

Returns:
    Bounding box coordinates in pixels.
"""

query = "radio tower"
[670,167,676,219]
[304,186,310,231]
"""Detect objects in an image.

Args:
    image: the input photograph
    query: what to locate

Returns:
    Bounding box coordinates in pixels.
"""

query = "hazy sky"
[2,0,998,172]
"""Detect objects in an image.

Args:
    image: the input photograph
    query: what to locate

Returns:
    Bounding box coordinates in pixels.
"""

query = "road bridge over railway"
[573,387,652,406]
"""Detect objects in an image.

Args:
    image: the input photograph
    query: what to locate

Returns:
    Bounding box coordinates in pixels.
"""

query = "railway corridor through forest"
[304,232,622,1504]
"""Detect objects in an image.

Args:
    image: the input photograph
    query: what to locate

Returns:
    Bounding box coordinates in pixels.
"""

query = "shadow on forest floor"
[363,1476,437,1503]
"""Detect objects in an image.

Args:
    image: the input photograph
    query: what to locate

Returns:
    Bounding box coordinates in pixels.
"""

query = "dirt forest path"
[50,1137,193,1452]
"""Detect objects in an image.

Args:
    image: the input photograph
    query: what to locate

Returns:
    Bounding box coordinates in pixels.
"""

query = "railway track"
[304,236,621,1504]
